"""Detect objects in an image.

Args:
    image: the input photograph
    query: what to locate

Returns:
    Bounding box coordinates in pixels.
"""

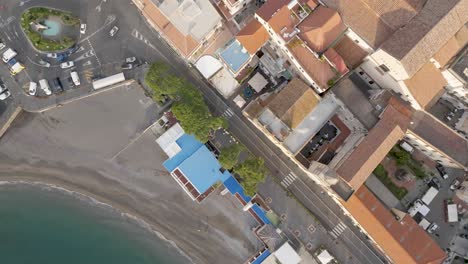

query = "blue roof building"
[158,125,230,202]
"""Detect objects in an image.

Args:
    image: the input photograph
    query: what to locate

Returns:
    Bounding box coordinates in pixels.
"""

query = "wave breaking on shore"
[0,180,194,264]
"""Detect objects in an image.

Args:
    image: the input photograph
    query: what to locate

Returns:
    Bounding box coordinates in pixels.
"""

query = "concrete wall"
[370,49,409,81]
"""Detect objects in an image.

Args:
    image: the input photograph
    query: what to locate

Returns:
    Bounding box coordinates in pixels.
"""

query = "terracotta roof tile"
[297,6,347,53]
[143,0,200,57]
[409,111,468,167]
[289,39,337,90]
[267,78,321,128]
[333,35,369,68]
[236,20,269,55]
[256,0,289,21]
[268,6,301,42]
[403,63,447,109]
[324,48,348,75]
[337,101,412,189]
[343,186,446,264]
[433,36,463,68]
[381,0,468,78]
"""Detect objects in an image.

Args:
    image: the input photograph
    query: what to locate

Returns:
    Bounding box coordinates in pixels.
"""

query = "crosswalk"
[280,172,297,188]
[329,221,347,239]
[222,108,234,118]
[131,29,156,49]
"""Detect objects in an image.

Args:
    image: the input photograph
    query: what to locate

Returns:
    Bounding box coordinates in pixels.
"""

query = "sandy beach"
[0,85,261,264]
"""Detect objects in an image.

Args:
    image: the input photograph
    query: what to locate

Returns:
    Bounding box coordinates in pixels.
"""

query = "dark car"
[51,78,63,94]
[428,177,441,190]
[66,77,75,89]
[436,163,449,179]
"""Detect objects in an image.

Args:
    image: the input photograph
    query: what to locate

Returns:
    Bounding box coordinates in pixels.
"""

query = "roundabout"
[20,7,80,52]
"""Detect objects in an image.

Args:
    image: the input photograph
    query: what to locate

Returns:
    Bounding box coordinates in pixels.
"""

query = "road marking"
[87,39,101,66]
[82,60,92,67]
[330,221,347,238]
[280,172,297,188]
[131,29,157,50]
[77,15,116,44]
[222,108,234,118]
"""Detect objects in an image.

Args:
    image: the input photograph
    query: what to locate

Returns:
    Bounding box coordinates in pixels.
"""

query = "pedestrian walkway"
[329,222,347,239]
[280,172,297,188]
[222,108,234,118]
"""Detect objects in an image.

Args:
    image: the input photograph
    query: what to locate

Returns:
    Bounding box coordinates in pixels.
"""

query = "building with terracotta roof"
[343,186,446,264]
[135,0,222,60]
[236,20,269,55]
[355,0,468,110]
[250,1,348,93]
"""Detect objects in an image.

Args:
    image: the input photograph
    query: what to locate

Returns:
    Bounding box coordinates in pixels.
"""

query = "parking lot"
[0,0,170,112]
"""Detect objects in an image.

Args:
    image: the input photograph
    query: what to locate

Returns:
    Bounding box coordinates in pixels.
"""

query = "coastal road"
[0,0,387,263]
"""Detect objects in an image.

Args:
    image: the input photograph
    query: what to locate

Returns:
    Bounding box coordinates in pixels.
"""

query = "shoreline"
[0,178,194,263]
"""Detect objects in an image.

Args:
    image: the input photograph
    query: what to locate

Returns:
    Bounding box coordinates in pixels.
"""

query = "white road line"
[87,39,101,67]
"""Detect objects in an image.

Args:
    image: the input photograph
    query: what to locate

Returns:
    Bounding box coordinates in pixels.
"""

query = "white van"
[70,71,80,86]
[400,141,414,153]
[39,79,52,96]
[2,48,17,63]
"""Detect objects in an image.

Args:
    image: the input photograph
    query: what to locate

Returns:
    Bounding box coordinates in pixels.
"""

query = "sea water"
[0,182,189,264]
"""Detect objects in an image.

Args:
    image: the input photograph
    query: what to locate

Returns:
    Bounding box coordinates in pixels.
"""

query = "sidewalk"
[258,176,364,264]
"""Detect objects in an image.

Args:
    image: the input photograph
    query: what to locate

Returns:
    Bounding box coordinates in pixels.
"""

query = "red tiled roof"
[236,20,269,55]
[256,0,288,21]
[324,48,348,75]
[268,6,301,42]
[142,0,199,57]
[343,186,446,264]
[289,39,337,90]
[297,6,347,52]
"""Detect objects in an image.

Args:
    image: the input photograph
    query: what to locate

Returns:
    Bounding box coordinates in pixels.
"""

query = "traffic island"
[20,7,80,52]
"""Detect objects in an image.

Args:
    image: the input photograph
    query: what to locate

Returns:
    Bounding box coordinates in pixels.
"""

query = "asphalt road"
[0,0,387,263]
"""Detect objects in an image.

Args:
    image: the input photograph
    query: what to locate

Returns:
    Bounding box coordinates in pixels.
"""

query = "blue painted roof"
[219,40,250,73]
[223,175,270,224]
[163,134,230,194]
[163,134,203,172]
[251,249,271,264]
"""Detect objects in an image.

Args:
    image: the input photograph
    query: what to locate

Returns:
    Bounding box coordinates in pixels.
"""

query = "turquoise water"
[42,20,61,36]
[0,183,189,264]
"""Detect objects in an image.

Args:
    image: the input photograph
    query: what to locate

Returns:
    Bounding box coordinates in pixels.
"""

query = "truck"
[421,187,439,205]
[92,72,125,90]
[447,203,458,222]
[2,48,17,63]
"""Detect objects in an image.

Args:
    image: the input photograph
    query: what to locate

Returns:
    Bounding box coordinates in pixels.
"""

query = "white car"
[0,42,5,50]
[125,57,136,63]
[28,82,37,96]
[46,53,57,58]
[0,90,11,100]
[39,60,51,67]
[109,26,119,37]
[80,24,87,34]
[60,61,74,69]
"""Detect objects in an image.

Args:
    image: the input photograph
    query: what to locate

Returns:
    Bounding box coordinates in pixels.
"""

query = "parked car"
[428,177,441,190]
[121,63,133,70]
[39,60,51,67]
[0,83,6,93]
[450,179,461,191]
[70,71,80,86]
[39,79,52,96]
[436,164,449,179]
[125,57,136,63]
[28,82,37,96]
[428,223,439,234]
[80,24,87,34]
[0,90,11,100]
[0,42,5,50]
[46,53,58,59]
[60,61,74,69]
[52,78,63,93]
[109,26,119,37]
[66,76,75,88]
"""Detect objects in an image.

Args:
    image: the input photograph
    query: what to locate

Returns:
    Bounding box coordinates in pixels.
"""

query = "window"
[379,64,390,72]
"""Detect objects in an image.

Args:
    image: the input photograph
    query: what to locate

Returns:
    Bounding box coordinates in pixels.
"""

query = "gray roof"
[449,45,468,83]
[381,0,468,78]
[155,0,221,41]
[409,111,468,167]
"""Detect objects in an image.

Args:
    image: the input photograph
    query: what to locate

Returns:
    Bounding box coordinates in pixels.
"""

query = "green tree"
[218,144,246,170]
[234,157,268,197]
